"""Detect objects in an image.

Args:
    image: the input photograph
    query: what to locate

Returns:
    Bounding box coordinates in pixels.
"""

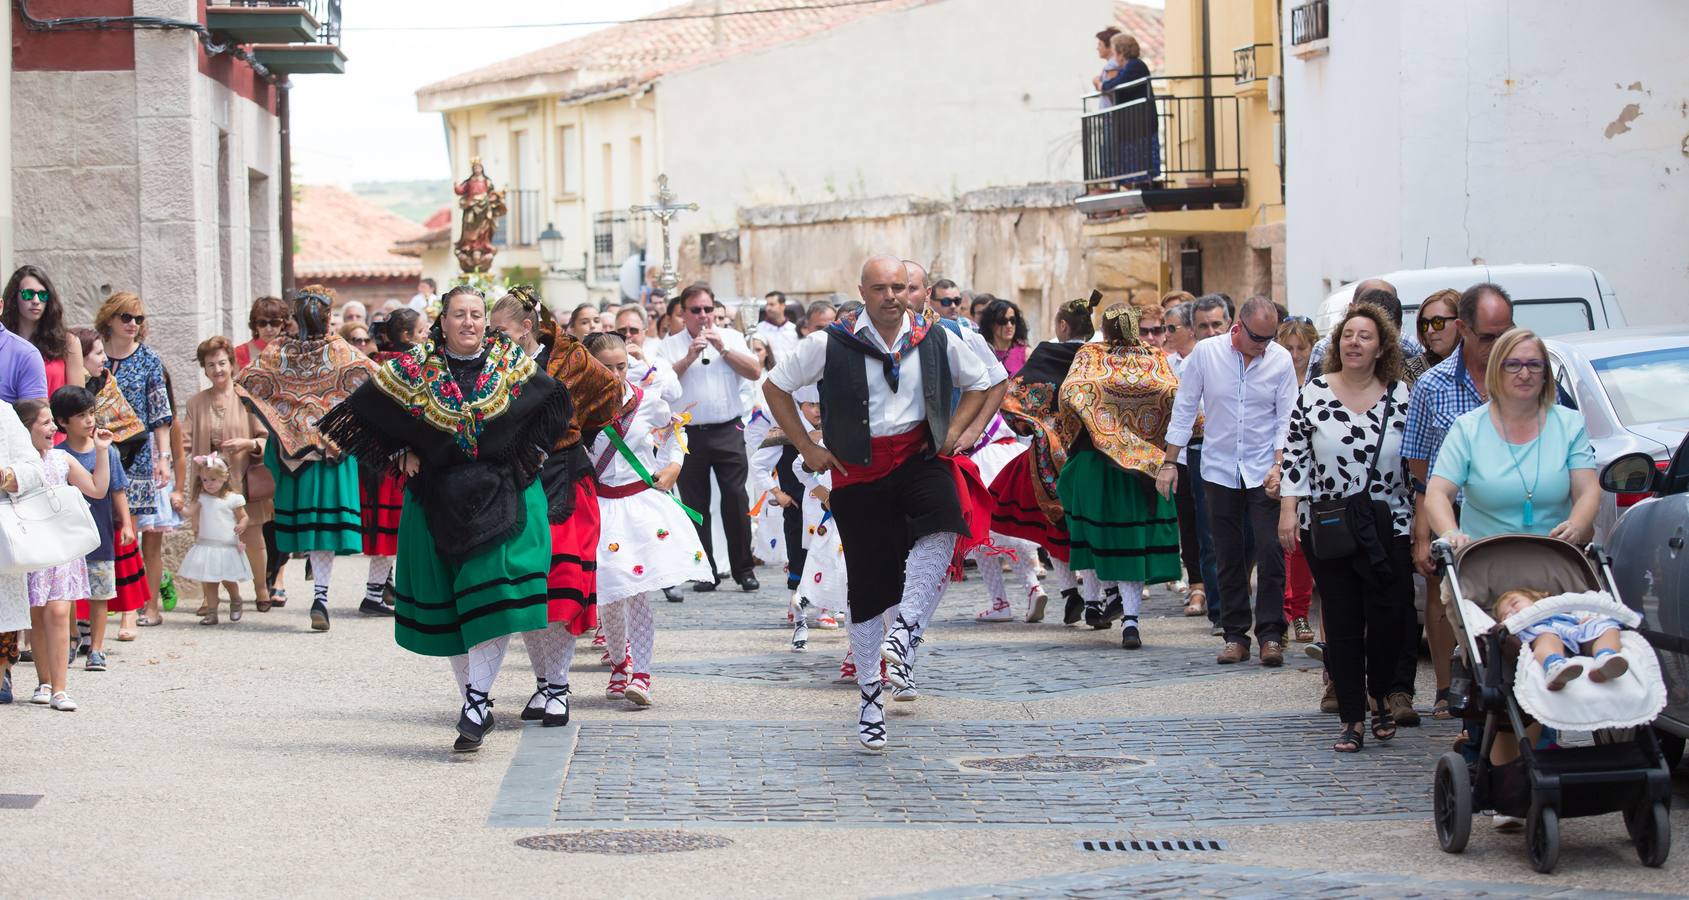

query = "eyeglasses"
[686,306,713,315]
[118,313,146,325]
[255,318,285,328]
[17,289,48,303]
[1239,321,1274,343]
[1420,314,1456,333]
[935,297,962,308]
[1501,358,1546,375]
[1283,315,1313,325]
[1474,330,1508,344]
[615,326,642,337]
[1138,325,1168,337]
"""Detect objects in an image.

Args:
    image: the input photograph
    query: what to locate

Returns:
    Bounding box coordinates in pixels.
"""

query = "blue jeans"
[1187,445,1222,625]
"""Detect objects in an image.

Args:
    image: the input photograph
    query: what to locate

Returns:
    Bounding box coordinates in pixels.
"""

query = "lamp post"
[536,222,587,280]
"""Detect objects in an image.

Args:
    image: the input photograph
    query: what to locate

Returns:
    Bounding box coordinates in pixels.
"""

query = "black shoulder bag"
[1306,385,1397,580]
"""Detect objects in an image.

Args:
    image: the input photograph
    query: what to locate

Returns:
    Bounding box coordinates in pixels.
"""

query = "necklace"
[1496,408,1544,526]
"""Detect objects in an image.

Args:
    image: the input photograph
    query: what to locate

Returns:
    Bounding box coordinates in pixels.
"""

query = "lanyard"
[1496,410,1545,527]
[604,424,704,526]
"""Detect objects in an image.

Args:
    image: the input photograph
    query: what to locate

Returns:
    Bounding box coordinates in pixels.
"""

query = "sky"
[289,0,673,187]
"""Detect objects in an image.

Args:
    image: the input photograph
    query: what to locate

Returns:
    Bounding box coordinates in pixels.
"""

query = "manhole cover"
[515,830,733,855]
[957,755,1147,773]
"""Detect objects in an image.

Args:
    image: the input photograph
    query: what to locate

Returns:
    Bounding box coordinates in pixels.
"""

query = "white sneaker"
[814,612,840,630]
[49,691,77,712]
[1024,585,1048,623]
[1492,814,1524,832]
[976,598,1014,622]
[30,683,51,704]
[1545,657,1584,691]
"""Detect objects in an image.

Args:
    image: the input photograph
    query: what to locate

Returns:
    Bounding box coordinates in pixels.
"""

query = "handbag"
[1305,384,1397,567]
[0,483,101,575]
[244,460,276,503]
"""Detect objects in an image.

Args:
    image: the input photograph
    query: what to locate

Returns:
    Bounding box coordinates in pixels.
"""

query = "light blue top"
[1431,403,1594,539]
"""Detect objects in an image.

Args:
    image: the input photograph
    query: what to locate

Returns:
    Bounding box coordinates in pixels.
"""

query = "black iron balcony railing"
[1290,0,1329,46]
[593,211,632,284]
[1080,75,1245,190]
[223,0,342,44]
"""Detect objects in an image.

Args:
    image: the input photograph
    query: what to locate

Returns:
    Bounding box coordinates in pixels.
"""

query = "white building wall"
[1283,1,1689,323]
[659,0,1121,233]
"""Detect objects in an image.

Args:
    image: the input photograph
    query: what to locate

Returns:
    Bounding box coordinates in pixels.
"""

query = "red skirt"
[361,470,405,557]
[546,478,600,635]
[988,453,1071,561]
[80,538,150,616]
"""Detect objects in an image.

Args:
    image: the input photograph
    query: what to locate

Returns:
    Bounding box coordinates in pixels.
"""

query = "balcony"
[234,0,347,75]
[1289,0,1330,58]
[1077,75,1247,224]
[592,211,632,285]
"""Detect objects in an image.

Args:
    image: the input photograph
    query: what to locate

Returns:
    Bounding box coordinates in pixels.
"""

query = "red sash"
[597,481,652,499]
[831,428,930,489]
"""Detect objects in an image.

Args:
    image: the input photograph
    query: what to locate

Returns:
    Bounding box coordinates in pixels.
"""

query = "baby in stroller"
[1494,588,1629,690]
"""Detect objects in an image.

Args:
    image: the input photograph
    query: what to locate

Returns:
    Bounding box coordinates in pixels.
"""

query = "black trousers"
[679,419,755,583]
[1303,532,1414,723]
[1172,462,1201,585]
[262,520,285,588]
[775,444,807,584]
[830,454,966,623]
[1204,480,1285,646]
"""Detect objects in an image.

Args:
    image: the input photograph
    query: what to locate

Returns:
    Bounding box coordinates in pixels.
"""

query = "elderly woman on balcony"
[1100,32,1160,188]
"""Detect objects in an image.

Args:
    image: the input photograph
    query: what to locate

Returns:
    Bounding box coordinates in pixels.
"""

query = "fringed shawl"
[998,341,1084,526]
[544,331,619,449]
[1059,342,1179,479]
[89,372,145,443]
[236,335,375,466]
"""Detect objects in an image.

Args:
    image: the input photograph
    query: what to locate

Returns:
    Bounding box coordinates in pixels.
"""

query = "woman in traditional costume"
[489,286,618,724]
[580,332,710,708]
[320,286,572,752]
[1056,302,1182,649]
[237,287,376,631]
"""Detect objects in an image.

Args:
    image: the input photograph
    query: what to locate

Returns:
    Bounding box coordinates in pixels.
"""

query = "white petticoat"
[177,541,254,583]
[795,519,848,610]
[969,439,1027,487]
[597,488,712,602]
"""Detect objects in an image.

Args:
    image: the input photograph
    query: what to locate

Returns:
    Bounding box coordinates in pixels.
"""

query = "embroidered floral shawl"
[999,342,1084,525]
[1059,342,1179,479]
[367,330,535,459]
[237,335,375,463]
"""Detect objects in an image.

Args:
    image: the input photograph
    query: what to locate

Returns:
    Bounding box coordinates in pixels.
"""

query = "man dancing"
[764,256,991,751]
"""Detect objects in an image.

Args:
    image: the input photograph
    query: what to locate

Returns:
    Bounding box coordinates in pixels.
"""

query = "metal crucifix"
[630,174,698,293]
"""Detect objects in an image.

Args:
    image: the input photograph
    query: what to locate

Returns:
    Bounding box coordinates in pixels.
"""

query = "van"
[1313,264,1625,337]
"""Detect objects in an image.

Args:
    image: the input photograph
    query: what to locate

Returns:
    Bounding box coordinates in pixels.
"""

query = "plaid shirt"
[1402,353,1484,467]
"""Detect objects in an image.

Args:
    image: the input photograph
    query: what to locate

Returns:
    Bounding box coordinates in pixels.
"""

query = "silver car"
[1545,327,1689,540]
[1601,434,1689,770]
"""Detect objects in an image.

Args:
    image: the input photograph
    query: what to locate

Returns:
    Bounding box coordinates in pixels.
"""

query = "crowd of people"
[0,258,1595,765]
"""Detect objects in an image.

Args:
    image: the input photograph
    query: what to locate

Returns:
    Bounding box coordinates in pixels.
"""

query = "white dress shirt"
[589,383,682,486]
[651,326,754,425]
[769,313,992,438]
[1165,335,1298,489]
[755,319,800,365]
[950,322,1009,387]
[627,355,682,405]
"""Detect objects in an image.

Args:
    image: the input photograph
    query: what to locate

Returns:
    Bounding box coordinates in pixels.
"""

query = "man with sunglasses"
[1158,296,1298,667]
[1307,280,1423,372]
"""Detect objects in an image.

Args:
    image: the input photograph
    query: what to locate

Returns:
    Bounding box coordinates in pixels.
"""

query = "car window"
[1548,351,1579,411]
[1513,299,1594,336]
[1592,346,1689,427]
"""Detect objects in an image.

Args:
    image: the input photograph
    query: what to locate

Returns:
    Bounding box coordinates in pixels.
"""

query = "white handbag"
[0,483,101,575]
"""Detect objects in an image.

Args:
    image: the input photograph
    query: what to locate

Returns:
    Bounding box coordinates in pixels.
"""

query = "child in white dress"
[177,453,253,625]
[586,333,711,708]
[18,399,112,712]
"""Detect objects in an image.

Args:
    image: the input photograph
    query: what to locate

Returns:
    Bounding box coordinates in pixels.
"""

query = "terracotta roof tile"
[1113,2,1163,71]
[417,0,932,102]
[294,185,424,280]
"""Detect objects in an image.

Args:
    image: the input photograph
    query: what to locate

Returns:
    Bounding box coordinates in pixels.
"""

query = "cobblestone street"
[7,559,1685,896]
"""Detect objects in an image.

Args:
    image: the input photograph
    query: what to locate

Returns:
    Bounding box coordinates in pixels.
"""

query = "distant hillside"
[350,179,451,225]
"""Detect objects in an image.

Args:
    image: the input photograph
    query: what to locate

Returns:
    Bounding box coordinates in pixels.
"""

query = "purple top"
[993,343,1028,378]
[0,322,47,403]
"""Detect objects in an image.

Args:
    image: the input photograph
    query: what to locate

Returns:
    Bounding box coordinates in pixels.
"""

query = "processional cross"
[630,174,698,293]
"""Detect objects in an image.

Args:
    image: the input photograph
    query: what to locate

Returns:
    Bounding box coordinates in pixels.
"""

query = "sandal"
[1182,588,1207,617]
[1371,708,1397,741]
[270,588,288,609]
[1432,687,1453,720]
[115,629,137,642]
[1334,724,1364,753]
[136,616,164,627]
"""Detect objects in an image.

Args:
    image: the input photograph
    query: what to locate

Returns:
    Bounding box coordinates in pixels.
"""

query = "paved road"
[6,557,1686,897]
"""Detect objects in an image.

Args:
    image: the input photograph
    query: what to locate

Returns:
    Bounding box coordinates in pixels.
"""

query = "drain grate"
[0,794,42,810]
[957,754,1147,773]
[1079,838,1226,852]
[516,830,732,855]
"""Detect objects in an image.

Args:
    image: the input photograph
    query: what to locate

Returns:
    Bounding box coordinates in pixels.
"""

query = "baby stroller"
[1433,534,1673,873]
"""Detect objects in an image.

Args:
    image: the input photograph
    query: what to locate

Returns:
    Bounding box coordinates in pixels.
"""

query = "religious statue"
[453,157,507,273]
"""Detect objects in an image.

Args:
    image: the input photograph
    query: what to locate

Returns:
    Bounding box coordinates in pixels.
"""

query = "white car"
[1313,263,1626,337]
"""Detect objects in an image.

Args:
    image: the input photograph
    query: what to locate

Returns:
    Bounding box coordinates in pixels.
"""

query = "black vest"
[820,323,953,468]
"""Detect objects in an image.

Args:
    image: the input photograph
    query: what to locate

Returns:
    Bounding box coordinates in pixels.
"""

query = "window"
[510,130,529,188]
[1593,347,1689,428]
[557,124,578,195]
[470,134,487,163]
[628,136,644,205]
[601,142,614,208]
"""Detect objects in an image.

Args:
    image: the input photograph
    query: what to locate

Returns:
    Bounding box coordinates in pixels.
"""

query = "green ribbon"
[604,423,704,526]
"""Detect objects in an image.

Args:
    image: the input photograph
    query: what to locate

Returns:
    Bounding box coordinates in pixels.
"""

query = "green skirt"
[1056,448,1181,584]
[266,442,362,555]
[391,480,552,657]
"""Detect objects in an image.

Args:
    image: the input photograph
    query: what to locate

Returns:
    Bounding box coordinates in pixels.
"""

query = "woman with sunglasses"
[1404,289,1461,386]
[235,296,289,370]
[2,265,83,398]
[338,322,376,354]
[94,292,175,625]
[978,299,1029,377]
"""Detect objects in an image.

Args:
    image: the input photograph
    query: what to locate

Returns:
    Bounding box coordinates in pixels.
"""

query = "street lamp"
[537,221,587,281]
